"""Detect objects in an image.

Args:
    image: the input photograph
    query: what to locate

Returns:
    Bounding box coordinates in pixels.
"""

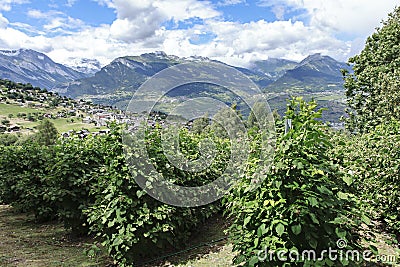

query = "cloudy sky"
[0,0,398,67]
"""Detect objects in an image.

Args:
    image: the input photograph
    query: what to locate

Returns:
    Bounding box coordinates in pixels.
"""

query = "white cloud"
[93,0,115,9]
[271,5,285,20]
[217,0,246,7]
[0,13,9,28]
[0,0,397,69]
[66,0,77,7]
[258,0,398,37]
[10,22,45,35]
[109,1,167,42]
[106,0,219,43]
[44,16,85,31]
[161,19,352,67]
[0,0,29,11]
[27,9,86,34]
[27,9,63,19]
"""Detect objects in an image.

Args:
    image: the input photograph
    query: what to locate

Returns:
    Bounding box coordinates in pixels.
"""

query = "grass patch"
[6,118,105,133]
[51,118,106,133]
[315,93,344,101]
[0,102,107,133]
[0,207,397,266]
[0,205,111,267]
[0,103,41,116]
[142,214,236,267]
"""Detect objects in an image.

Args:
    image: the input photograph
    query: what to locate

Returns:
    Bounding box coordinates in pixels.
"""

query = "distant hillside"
[1,49,350,123]
[56,52,273,101]
[0,79,114,134]
[57,52,350,101]
[56,52,181,99]
[250,58,298,80]
[0,49,88,91]
[265,53,351,93]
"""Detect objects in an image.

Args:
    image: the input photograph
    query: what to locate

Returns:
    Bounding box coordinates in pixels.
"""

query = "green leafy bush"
[85,126,224,266]
[46,134,107,234]
[332,120,400,234]
[342,6,400,132]
[0,143,57,221]
[225,98,363,267]
[0,133,108,230]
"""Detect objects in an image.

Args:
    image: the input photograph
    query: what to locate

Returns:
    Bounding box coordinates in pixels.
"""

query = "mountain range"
[0,49,351,122]
[0,49,88,90]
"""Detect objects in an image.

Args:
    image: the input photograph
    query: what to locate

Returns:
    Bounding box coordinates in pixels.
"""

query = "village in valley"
[0,79,142,138]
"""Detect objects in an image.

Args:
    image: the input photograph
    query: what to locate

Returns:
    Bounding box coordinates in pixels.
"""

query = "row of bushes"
[226,98,366,266]
[0,124,226,266]
[225,98,400,266]
[331,120,400,234]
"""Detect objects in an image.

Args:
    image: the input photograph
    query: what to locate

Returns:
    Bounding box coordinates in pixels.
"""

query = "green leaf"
[361,214,371,225]
[309,238,318,249]
[276,223,285,236]
[369,244,378,254]
[244,216,251,227]
[335,228,346,239]
[337,192,348,200]
[294,160,304,169]
[291,224,302,235]
[308,197,318,207]
[136,190,145,198]
[342,176,353,186]
[257,223,267,237]
[112,237,123,246]
[309,213,319,224]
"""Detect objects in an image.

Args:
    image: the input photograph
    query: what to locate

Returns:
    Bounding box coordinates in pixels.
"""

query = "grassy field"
[0,205,236,267]
[315,93,344,101]
[0,205,399,266]
[0,103,41,116]
[14,118,105,133]
[0,205,111,267]
[0,103,107,133]
[49,118,106,133]
[142,215,235,267]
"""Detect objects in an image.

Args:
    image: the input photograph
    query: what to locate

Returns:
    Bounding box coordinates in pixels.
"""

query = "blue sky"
[0,0,397,67]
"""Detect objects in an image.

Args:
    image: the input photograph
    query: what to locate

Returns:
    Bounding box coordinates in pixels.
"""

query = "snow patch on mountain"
[64,58,102,75]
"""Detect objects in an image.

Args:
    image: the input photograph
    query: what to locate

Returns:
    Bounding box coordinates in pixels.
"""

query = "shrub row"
[225,98,365,267]
[0,124,225,266]
[332,120,400,234]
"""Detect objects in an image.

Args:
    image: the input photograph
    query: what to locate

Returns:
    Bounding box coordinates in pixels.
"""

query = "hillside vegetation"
[0,79,116,136]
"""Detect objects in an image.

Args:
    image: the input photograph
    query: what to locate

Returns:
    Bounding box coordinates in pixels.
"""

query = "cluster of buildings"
[1,83,191,137]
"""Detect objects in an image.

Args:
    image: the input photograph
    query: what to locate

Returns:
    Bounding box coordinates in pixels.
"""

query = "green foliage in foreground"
[0,97,399,266]
[0,144,57,220]
[225,98,364,267]
[331,120,400,234]
[342,6,400,132]
[0,124,224,266]
[85,126,225,266]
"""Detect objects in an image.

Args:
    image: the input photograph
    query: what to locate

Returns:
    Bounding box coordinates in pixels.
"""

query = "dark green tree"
[342,6,400,132]
[247,101,274,129]
[36,119,58,146]
[191,113,209,134]
[209,104,243,139]
[0,134,18,146]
